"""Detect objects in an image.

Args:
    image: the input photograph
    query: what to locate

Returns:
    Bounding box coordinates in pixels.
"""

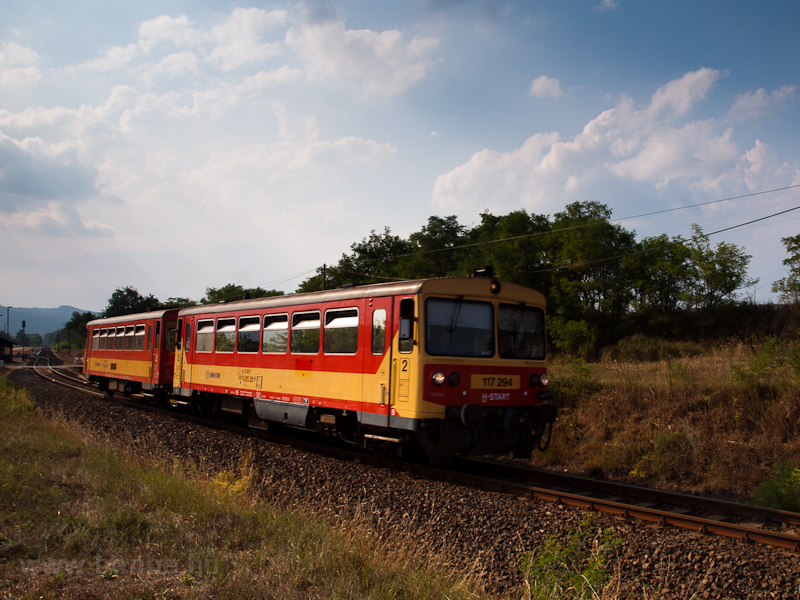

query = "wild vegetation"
[0,375,487,600]
[531,334,800,507]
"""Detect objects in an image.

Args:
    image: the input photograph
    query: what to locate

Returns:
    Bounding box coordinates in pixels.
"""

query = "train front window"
[498,304,545,360]
[425,298,494,358]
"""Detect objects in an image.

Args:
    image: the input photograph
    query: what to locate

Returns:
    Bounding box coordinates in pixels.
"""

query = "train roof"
[177,277,544,317]
[86,308,179,328]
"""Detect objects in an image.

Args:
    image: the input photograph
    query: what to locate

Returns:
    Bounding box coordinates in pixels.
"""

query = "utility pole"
[322,264,327,290]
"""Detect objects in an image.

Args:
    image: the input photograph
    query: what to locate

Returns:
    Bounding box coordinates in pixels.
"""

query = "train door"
[181,316,193,389]
[361,297,394,418]
[173,318,185,393]
[391,297,416,412]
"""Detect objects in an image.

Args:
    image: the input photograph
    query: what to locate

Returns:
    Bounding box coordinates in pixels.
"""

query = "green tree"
[161,297,199,309]
[102,286,161,318]
[630,234,693,317]
[461,210,552,293]
[772,234,800,304]
[201,284,284,304]
[403,215,467,278]
[546,201,637,344]
[685,224,757,310]
[61,311,96,349]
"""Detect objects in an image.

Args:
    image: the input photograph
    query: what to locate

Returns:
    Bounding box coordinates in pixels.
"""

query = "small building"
[0,338,12,363]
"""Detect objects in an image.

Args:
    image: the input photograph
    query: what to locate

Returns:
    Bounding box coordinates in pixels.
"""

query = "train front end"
[402,278,555,462]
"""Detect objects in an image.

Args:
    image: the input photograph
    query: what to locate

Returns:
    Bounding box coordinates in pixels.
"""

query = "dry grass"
[0,375,489,600]
[533,341,800,501]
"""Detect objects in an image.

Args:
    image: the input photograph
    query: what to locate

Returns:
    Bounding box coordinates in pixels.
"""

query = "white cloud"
[285,9,438,96]
[432,68,796,216]
[647,67,720,118]
[206,8,287,71]
[530,75,563,99]
[0,42,42,86]
[727,85,797,122]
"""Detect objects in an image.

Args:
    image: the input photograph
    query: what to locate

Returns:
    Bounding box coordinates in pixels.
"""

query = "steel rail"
[28,351,800,553]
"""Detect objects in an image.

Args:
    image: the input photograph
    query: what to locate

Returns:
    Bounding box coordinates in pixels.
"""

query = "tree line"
[298,201,772,354]
[35,201,799,356]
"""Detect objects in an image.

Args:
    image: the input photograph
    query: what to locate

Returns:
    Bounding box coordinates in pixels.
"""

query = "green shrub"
[752,462,800,512]
[520,514,620,600]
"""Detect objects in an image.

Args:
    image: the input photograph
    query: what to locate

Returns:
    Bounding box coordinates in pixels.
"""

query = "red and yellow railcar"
[83,309,179,400]
[172,277,554,462]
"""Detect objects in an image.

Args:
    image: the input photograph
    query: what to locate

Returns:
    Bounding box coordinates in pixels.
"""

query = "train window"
[124,326,134,351]
[92,329,100,351]
[371,309,387,355]
[237,316,260,353]
[263,314,288,353]
[215,318,236,353]
[146,325,152,351]
[134,325,145,351]
[324,308,359,354]
[116,327,125,350]
[399,298,415,354]
[196,320,214,352]
[498,304,545,360]
[425,298,494,358]
[184,323,192,353]
[107,328,115,350]
[291,311,320,354]
[99,328,107,351]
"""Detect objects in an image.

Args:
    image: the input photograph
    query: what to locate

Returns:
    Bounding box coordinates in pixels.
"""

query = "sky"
[1,0,799,313]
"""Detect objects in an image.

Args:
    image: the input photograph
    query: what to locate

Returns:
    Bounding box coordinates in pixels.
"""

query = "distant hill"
[0,305,96,336]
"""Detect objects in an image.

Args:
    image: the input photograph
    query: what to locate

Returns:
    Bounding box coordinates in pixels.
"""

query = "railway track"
[30,349,800,554]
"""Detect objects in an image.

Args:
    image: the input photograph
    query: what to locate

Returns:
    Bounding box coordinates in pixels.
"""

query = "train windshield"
[425,298,494,357]
[498,304,545,360]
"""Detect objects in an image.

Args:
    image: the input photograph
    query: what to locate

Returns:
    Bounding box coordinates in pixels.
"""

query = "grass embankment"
[0,375,486,600]
[533,337,800,507]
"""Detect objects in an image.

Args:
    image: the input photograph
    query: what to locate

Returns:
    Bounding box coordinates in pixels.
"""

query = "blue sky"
[1,0,799,312]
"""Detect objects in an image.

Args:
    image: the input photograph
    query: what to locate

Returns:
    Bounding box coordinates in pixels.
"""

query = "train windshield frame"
[497,303,546,360]
[425,297,495,358]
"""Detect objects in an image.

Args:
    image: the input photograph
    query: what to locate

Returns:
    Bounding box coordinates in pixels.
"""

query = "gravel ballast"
[11,368,800,599]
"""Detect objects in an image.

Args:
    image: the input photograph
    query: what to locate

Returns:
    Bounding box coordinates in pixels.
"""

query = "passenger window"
[124,326,134,351]
[263,314,288,353]
[99,328,107,351]
[237,316,260,353]
[196,320,214,352]
[324,308,358,354]
[116,327,125,350]
[134,325,145,351]
[291,311,320,354]
[371,309,387,355]
[107,329,115,351]
[92,329,100,351]
[215,318,236,353]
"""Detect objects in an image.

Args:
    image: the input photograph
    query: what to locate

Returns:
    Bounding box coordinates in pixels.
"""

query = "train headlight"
[448,371,460,386]
[539,374,549,386]
[432,371,446,386]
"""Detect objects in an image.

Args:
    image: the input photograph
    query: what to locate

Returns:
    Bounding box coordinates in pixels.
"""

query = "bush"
[601,334,703,363]
[752,462,800,512]
[520,514,620,600]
